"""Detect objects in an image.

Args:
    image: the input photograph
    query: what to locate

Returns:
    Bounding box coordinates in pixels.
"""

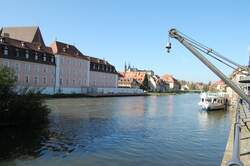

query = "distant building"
[125,63,154,76]
[161,74,180,90]
[89,57,118,88]
[210,80,226,92]
[119,64,169,92]
[118,76,140,88]
[0,26,119,94]
[50,41,90,94]
[226,67,249,104]
[0,26,56,94]
[153,75,169,92]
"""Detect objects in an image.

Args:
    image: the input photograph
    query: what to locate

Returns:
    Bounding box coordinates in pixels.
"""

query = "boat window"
[202,98,204,102]
[206,99,211,102]
[213,99,217,103]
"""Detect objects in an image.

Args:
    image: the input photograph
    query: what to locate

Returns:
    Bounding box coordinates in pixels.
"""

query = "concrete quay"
[221,105,250,166]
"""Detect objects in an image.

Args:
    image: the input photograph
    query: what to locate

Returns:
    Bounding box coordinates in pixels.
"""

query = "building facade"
[89,57,118,88]
[0,27,56,94]
[161,74,180,90]
[0,26,119,94]
[51,41,90,94]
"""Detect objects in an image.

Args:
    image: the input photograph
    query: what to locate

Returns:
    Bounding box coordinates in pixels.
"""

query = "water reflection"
[0,94,232,166]
[0,126,49,160]
[198,110,228,130]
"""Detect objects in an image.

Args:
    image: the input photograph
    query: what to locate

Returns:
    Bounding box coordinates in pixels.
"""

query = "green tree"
[0,66,50,126]
[0,66,17,111]
[140,74,150,91]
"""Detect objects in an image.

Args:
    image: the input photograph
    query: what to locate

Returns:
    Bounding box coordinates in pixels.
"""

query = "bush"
[0,66,50,126]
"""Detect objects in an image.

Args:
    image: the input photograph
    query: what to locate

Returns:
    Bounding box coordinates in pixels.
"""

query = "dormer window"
[38,45,41,50]
[0,38,4,43]
[43,53,46,61]
[35,53,38,60]
[15,48,19,57]
[25,50,29,59]
[66,44,70,48]
[21,42,25,47]
[63,47,66,52]
[3,46,8,56]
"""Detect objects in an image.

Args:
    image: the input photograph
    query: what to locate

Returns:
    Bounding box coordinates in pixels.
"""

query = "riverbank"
[147,90,201,96]
[39,90,201,98]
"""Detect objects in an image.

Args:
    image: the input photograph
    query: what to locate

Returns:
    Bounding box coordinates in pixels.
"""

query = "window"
[3,60,9,67]
[51,57,54,63]
[43,77,47,84]
[15,48,19,57]
[25,75,29,83]
[16,74,19,81]
[35,65,40,73]
[25,64,30,73]
[60,78,63,85]
[43,54,46,61]
[34,76,38,85]
[15,63,19,72]
[43,67,47,73]
[3,46,8,56]
[25,50,29,59]
[35,53,38,61]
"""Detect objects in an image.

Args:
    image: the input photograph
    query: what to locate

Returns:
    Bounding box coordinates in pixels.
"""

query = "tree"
[0,66,50,126]
[140,74,150,91]
[0,66,17,111]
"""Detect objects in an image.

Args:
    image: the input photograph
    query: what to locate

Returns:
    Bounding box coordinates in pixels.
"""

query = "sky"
[1,0,249,83]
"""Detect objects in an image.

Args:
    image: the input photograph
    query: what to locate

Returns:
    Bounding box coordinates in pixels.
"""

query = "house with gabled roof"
[161,74,180,90]
[0,26,56,94]
[50,41,90,94]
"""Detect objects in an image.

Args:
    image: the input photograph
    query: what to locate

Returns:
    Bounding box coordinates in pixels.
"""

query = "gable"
[0,26,45,46]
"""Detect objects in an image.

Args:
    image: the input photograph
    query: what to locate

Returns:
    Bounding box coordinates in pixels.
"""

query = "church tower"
[124,62,127,72]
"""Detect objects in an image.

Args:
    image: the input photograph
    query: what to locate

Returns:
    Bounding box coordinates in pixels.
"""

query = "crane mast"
[167,28,250,105]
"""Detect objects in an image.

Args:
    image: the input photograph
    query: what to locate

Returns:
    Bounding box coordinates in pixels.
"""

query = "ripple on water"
[0,94,231,166]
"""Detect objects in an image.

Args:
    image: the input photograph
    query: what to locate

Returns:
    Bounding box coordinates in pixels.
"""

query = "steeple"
[128,63,131,69]
[125,61,127,72]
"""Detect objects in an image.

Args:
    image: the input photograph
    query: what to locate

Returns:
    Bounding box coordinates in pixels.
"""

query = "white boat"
[198,92,227,111]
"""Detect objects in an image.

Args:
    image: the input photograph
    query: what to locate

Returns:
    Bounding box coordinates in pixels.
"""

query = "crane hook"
[166,36,172,53]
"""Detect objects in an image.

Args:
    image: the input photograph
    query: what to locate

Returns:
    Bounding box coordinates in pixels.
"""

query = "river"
[0,94,232,166]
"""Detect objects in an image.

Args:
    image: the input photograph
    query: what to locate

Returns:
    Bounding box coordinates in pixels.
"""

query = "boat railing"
[227,99,250,166]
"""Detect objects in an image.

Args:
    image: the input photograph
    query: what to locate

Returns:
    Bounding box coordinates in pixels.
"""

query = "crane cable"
[175,30,247,73]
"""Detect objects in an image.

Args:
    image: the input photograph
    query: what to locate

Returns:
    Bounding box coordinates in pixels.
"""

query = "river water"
[0,94,232,166]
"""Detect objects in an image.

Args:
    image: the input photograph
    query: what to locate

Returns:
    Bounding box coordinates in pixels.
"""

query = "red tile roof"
[0,36,53,54]
[50,41,89,61]
[161,74,177,83]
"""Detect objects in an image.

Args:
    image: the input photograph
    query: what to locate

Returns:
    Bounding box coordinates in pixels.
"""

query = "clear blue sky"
[1,0,249,83]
